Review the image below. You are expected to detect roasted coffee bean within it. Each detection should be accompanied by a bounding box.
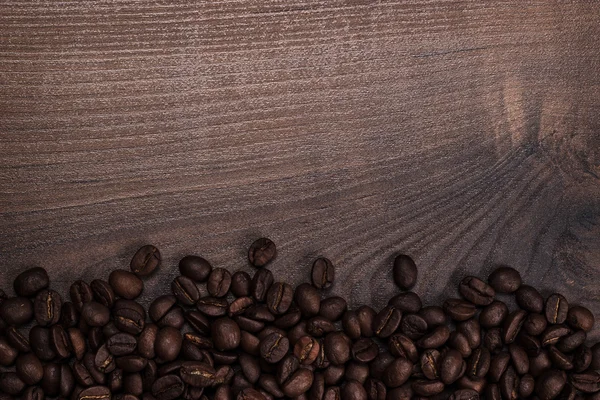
[529,350,552,377]
[392,254,417,290]
[570,371,600,393]
[364,377,386,399]
[418,325,450,349]
[208,268,232,298]
[77,385,111,400]
[548,345,573,370]
[179,255,212,282]
[248,238,277,267]
[152,374,184,400]
[567,305,594,332]
[486,383,502,400]
[131,244,161,277]
[260,332,289,363]
[107,332,137,356]
[524,312,548,336]
[294,335,320,364]
[238,387,267,400]
[516,285,544,313]
[388,333,418,362]
[450,331,473,358]
[557,330,586,353]
[109,269,144,300]
[517,332,541,357]
[545,293,569,324]
[483,328,503,355]
[324,332,352,366]
[480,300,508,328]
[311,257,335,289]
[6,326,30,353]
[400,313,427,340]
[22,386,44,400]
[245,304,275,323]
[114,302,145,334]
[60,301,79,327]
[508,343,529,375]
[281,367,314,397]
[95,344,116,373]
[373,306,402,338]
[535,369,566,400]
[123,372,143,396]
[350,338,378,363]
[295,283,321,317]
[88,327,104,352]
[457,318,481,349]
[345,361,369,384]
[459,276,495,306]
[441,349,464,384]
[342,379,367,400]
[90,279,116,308]
[503,309,527,344]
[116,355,148,372]
[16,352,44,384]
[70,280,94,311]
[0,336,18,366]
[259,374,285,397]
[419,305,446,327]
[14,267,49,297]
[171,276,200,306]
[81,301,110,327]
[324,364,345,385]
[411,379,445,396]
[228,296,254,317]
[319,296,347,321]
[196,296,228,318]
[33,289,62,326]
[389,291,422,314]
[519,374,535,397]
[342,310,361,340]
[239,353,260,383]
[0,371,26,395]
[30,325,56,361]
[449,389,479,400]
[68,327,86,360]
[443,298,477,321]
[467,347,491,378]
[251,269,274,303]
[499,366,519,400]
[573,345,593,373]
[0,296,33,326]
[50,324,72,359]
[356,305,376,338]
[488,266,521,293]
[421,349,441,380]
[266,282,293,315]
[155,327,182,362]
[541,324,571,347]
[212,317,241,351]
[489,352,511,383]
[185,310,211,336]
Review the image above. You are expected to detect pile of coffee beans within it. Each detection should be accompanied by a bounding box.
[1,238,599,400]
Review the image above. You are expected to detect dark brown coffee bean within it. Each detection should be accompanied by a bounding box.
[508,343,529,375]
[95,344,116,373]
[411,379,445,396]
[77,385,111,400]
[418,325,450,349]
[295,283,321,317]
[450,331,473,358]
[529,350,552,377]
[90,279,116,308]
[184,310,209,336]
[248,238,277,267]
[467,347,491,378]
[238,353,260,384]
[364,377,386,400]
[245,304,275,323]
[14,267,49,297]
[30,325,56,361]
[570,371,600,393]
[400,313,427,340]
[249,268,273,303]
[152,375,184,400]
[545,293,569,324]
[389,292,423,314]
[131,244,161,276]
[342,310,361,340]
[230,271,252,298]
[351,338,378,363]
[341,379,367,400]
[33,289,62,326]
[499,366,519,400]
[212,317,241,351]
[194,296,226,318]
[421,349,441,380]
[483,328,503,355]
[294,336,320,364]
[516,285,544,313]
[480,300,508,328]
[319,296,347,321]
[5,327,29,355]
[459,276,495,306]
[381,356,412,388]
[179,255,212,282]
[369,352,395,380]
[458,318,481,348]
[443,298,476,321]
[486,383,501,400]
[228,296,254,317]
[171,276,200,306]
[311,257,335,289]
[50,324,72,359]
[489,352,510,382]
[419,305,446,327]
[548,345,573,370]
[392,254,417,290]
[0,296,33,326]
[388,333,418,362]
[68,327,86,360]
[238,387,267,400]
[557,330,586,353]
[345,362,369,384]
[356,305,376,338]
[260,332,289,363]
[60,301,79,327]
[266,282,293,315]
[16,352,43,385]
[208,268,232,298]
[0,337,18,366]
[535,369,566,400]
[281,368,313,397]
[116,355,148,372]
[567,305,594,332]
[259,374,285,398]
[503,309,527,344]
[372,306,402,338]
[441,349,464,384]
[488,266,521,293]
[324,332,352,366]
[105,332,137,356]
[113,301,145,334]
[22,386,44,400]
[88,327,104,352]
[155,327,182,362]
[519,374,535,397]
[235,315,264,333]
[81,301,110,327]
[517,332,541,357]
[123,372,143,396]
[70,280,94,311]
[109,269,144,300]
[541,324,571,347]
[524,312,548,336]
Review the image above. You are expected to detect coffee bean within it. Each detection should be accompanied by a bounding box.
[373,306,402,338]
[388,333,418,362]
[212,317,241,351]
[208,268,232,298]
[105,332,137,356]
[245,304,275,322]
[544,293,569,324]
[152,375,184,400]
[81,301,110,327]
[251,268,274,303]
[356,305,376,338]
[441,349,464,385]
[325,364,345,386]
[70,280,94,311]
[282,368,314,397]
[548,345,573,370]
[457,318,481,349]
[113,301,145,334]
[488,266,521,293]
[238,387,267,400]
[393,254,417,290]
[77,385,111,400]
[421,349,441,380]
[13,267,49,297]
[50,324,72,359]
[399,313,427,340]
[411,379,445,396]
[567,305,595,332]
[131,244,161,276]
[342,310,361,340]
[16,352,44,385]
[557,330,586,353]
[418,325,450,349]
[450,331,473,358]
[517,332,541,357]
[22,386,44,400]
[369,351,395,380]
[570,371,600,393]
[248,238,276,267]
[295,283,321,317]
[467,347,491,378]
[516,285,544,313]
[508,343,529,375]
[519,374,535,397]
[30,325,56,361]
[459,276,495,306]
[311,257,335,289]
[266,282,293,315]
[324,332,352,366]
[342,379,367,400]
[260,332,289,363]
[155,327,182,362]
[351,338,378,363]
[485,383,502,400]
[345,361,369,384]
[443,298,476,321]
[0,337,18,366]
[109,269,144,300]
[116,355,148,373]
[499,366,519,400]
[524,312,547,336]
[480,300,508,328]
[541,324,571,347]
[0,296,33,326]
[319,296,347,321]
[419,305,446,326]
[535,369,566,400]
[294,335,320,364]
[170,276,199,306]
[179,255,212,282]
[95,344,116,373]
[529,350,552,377]
[503,309,527,344]
[32,289,62,326]
[364,377,386,400]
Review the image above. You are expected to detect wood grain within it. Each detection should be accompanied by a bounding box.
[1,1,599,338]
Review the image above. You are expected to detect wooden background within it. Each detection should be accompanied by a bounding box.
[1,1,599,337]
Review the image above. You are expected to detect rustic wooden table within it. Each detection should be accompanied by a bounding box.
[1,1,599,337]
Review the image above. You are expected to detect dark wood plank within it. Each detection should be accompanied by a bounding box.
[1,1,599,338]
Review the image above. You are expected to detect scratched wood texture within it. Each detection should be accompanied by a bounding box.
[1,1,599,337]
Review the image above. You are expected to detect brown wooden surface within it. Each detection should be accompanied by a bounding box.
[1,1,599,337]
